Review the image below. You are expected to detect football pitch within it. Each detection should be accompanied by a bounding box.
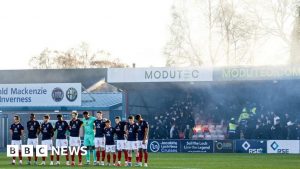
[0,153,299,169]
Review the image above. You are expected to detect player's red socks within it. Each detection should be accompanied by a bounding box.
[50,155,54,161]
[13,157,16,160]
[124,150,128,162]
[42,157,46,161]
[19,150,22,160]
[101,150,105,161]
[107,154,111,163]
[56,155,60,161]
[28,157,31,161]
[128,156,132,162]
[78,150,82,163]
[66,151,69,161]
[144,151,148,163]
[136,156,139,163]
[113,154,116,163]
[34,154,38,161]
[139,151,143,163]
[117,151,122,161]
[96,150,100,161]
[71,153,75,162]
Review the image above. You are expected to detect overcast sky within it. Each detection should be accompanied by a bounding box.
[0,0,173,69]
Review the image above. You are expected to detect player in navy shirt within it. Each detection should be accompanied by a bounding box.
[135,114,149,167]
[26,114,40,165]
[114,116,128,166]
[40,115,54,165]
[10,115,24,165]
[126,116,139,166]
[94,111,106,166]
[104,120,116,166]
[69,111,83,166]
[53,114,70,165]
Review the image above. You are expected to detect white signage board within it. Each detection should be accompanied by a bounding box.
[0,83,81,107]
[107,67,213,83]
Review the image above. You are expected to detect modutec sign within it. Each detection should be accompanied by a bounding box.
[0,83,81,106]
[107,68,213,83]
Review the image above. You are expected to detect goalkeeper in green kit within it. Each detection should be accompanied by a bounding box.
[82,111,97,165]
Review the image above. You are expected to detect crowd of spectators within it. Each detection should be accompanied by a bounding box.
[148,92,300,140]
[149,96,195,139]
[231,108,300,140]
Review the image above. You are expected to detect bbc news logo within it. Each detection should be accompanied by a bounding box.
[7,145,87,157]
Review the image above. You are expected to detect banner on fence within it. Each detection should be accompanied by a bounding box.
[214,140,234,153]
[235,140,267,154]
[267,140,300,154]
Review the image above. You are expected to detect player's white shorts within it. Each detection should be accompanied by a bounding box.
[126,141,138,150]
[41,139,53,150]
[69,137,81,147]
[11,140,22,149]
[27,138,38,148]
[137,140,148,149]
[94,137,105,148]
[56,139,68,148]
[105,145,116,153]
[116,140,127,150]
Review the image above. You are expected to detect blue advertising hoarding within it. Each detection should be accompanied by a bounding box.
[214,140,234,153]
[235,140,267,154]
[148,140,180,153]
[180,140,213,153]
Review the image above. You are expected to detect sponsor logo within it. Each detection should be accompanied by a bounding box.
[242,141,250,151]
[66,87,78,102]
[149,141,160,152]
[271,141,279,151]
[51,88,64,102]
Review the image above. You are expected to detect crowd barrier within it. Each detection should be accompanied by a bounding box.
[147,139,300,154]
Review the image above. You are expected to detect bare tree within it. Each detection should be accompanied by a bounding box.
[29,42,128,69]
[29,48,53,69]
[165,0,262,66]
[164,2,203,67]
[290,5,300,64]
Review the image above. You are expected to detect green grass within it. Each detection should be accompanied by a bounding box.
[1,153,300,169]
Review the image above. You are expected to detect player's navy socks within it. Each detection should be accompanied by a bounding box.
[92,150,96,162]
[113,154,116,163]
[144,151,148,163]
[101,150,105,161]
[86,150,90,161]
[107,154,111,163]
[96,150,100,161]
[117,151,122,161]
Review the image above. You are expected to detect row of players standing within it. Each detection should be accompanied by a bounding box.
[10,111,149,167]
